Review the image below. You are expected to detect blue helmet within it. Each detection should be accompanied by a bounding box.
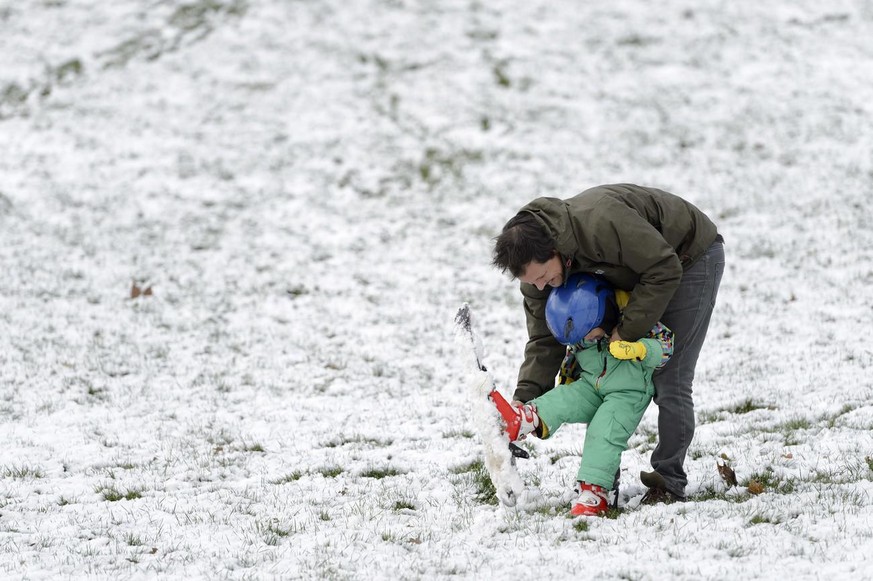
[545,273,614,345]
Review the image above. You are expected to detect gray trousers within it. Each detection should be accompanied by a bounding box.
[651,239,725,496]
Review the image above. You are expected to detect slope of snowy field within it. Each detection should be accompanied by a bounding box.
[2,0,873,578]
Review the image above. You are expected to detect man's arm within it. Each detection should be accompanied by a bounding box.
[590,198,683,340]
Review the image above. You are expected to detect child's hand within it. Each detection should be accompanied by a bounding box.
[609,340,647,360]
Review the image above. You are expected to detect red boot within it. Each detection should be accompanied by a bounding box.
[570,482,609,516]
[489,389,540,441]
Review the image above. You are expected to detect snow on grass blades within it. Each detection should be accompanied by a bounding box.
[453,303,525,507]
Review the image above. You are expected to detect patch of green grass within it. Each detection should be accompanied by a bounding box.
[688,447,717,461]
[52,58,83,84]
[824,404,857,428]
[417,146,483,188]
[442,429,475,439]
[2,465,46,479]
[96,484,144,502]
[776,417,814,446]
[492,62,512,87]
[728,398,774,414]
[549,447,583,465]
[124,533,144,546]
[323,434,393,448]
[743,467,795,495]
[689,486,742,503]
[449,460,479,475]
[699,399,777,424]
[697,410,720,424]
[393,499,416,511]
[257,521,292,546]
[360,467,403,479]
[471,464,498,505]
[167,0,248,37]
[628,428,658,452]
[778,417,813,431]
[449,460,498,505]
[531,504,554,517]
[749,514,782,525]
[86,385,109,402]
[699,399,776,424]
[270,471,304,484]
[808,468,841,485]
[318,466,343,478]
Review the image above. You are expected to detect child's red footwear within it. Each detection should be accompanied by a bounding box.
[570,482,609,516]
[489,389,540,441]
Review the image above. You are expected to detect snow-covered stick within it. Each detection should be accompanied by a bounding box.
[453,304,525,507]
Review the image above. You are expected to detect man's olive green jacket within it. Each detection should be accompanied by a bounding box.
[513,183,719,403]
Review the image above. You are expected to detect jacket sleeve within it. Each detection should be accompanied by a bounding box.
[513,282,565,402]
[591,199,683,340]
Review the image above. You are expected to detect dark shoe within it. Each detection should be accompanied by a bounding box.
[639,471,686,504]
[640,470,666,489]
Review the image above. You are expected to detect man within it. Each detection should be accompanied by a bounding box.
[492,183,725,503]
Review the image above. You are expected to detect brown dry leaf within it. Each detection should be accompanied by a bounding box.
[717,459,738,487]
[747,480,765,495]
[131,281,153,299]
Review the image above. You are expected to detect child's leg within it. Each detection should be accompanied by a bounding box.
[531,380,601,438]
[577,390,652,488]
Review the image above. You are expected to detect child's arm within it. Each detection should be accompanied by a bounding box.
[608,322,674,369]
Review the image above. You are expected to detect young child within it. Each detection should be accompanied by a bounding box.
[496,273,673,516]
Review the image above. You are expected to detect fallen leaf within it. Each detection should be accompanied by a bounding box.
[717,459,738,487]
[131,280,153,299]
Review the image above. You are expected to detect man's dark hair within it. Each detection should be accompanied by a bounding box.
[491,212,556,278]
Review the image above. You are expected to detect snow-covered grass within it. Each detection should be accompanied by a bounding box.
[2,0,873,578]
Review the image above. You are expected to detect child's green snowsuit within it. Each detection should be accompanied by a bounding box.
[531,324,673,489]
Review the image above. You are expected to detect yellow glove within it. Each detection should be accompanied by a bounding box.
[609,340,647,360]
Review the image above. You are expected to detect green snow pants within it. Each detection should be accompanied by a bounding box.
[532,380,652,490]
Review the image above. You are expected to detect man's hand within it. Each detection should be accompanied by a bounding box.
[609,340,647,360]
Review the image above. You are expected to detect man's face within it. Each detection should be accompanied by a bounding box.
[519,254,564,291]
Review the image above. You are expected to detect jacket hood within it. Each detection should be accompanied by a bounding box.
[519,197,577,261]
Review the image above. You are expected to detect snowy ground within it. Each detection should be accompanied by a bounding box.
[2,0,873,579]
